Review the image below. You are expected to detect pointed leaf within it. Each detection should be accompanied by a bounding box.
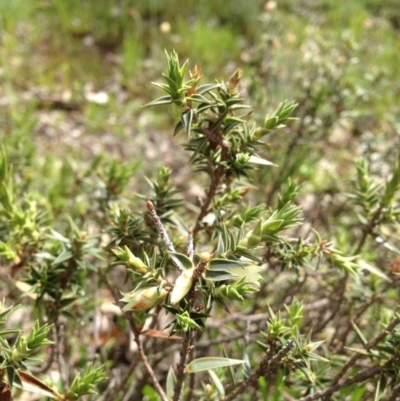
[145,95,173,107]
[166,367,176,399]
[17,370,62,399]
[185,357,246,373]
[196,83,221,94]
[174,120,184,136]
[208,370,225,397]
[52,249,73,265]
[205,270,238,281]
[169,252,194,270]
[186,93,209,103]
[49,230,70,243]
[358,260,391,282]
[209,259,250,271]
[248,155,276,166]
[181,109,193,136]
[351,321,368,346]
[229,265,263,285]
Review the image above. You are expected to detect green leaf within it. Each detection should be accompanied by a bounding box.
[49,230,70,243]
[59,297,77,308]
[374,371,386,401]
[248,155,275,166]
[228,265,263,285]
[208,369,225,397]
[351,321,368,346]
[261,219,284,235]
[186,93,209,103]
[169,252,194,270]
[145,95,173,107]
[205,270,238,281]
[174,120,183,136]
[166,367,176,399]
[358,260,391,282]
[52,249,73,265]
[181,109,193,136]
[196,83,221,94]
[185,357,246,373]
[7,366,16,388]
[208,259,251,271]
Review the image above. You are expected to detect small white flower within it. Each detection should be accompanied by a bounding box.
[121,286,168,311]
[170,268,195,304]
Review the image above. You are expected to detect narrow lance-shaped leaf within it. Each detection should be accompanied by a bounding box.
[166,367,176,399]
[208,259,251,271]
[185,357,246,373]
[181,109,193,137]
[208,370,225,398]
[205,270,238,281]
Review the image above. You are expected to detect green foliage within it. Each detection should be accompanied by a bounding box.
[1,3,400,401]
[65,365,107,400]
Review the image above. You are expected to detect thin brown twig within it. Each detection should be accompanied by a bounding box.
[314,272,348,334]
[98,269,169,401]
[173,336,193,401]
[384,383,400,401]
[30,341,55,375]
[329,316,400,387]
[101,356,140,401]
[224,340,295,401]
[354,204,383,255]
[54,321,68,389]
[298,364,384,401]
[193,129,230,236]
[330,293,381,350]
[186,345,196,401]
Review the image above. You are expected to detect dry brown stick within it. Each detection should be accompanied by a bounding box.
[298,364,383,401]
[173,337,192,401]
[186,345,196,401]
[329,316,400,388]
[314,272,348,334]
[101,356,140,401]
[54,321,68,389]
[385,383,400,401]
[330,293,381,350]
[354,204,383,255]
[224,340,294,401]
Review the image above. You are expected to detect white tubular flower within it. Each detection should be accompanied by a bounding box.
[121,286,168,311]
[170,268,195,304]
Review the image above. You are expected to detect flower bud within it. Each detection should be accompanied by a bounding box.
[170,268,195,304]
[252,127,270,141]
[228,69,242,94]
[198,252,213,264]
[121,286,168,311]
[127,255,149,275]
[235,153,250,168]
[239,231,261,248]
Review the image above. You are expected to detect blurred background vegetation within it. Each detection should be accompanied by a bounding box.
[1,1,400,399]
[1,0,399,207]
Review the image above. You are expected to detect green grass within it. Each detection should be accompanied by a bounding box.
[1,0,398,224]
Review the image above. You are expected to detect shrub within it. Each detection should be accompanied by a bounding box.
[1,50,400,401]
